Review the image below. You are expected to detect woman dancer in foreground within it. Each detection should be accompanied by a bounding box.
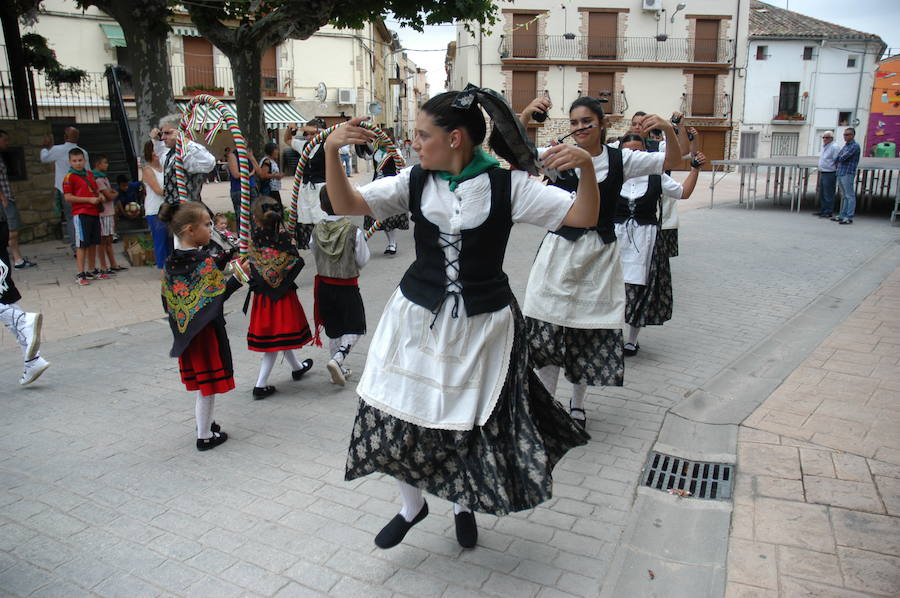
[324,87,597,549]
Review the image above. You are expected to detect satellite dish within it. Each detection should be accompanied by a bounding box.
[369,101,383,116]
[315,82,327,103]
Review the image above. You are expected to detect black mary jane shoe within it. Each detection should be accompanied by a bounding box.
[210,421,220,434]
[252,385,277,400]
[374,500,429,549]
[384,245,397,256]
[291,359,314,380]
[196,431,228,451]
[454,511,478,548]
[623,342,639,357]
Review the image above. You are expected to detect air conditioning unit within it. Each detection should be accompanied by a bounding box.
[642,0,662,10]
[338,88,356,105]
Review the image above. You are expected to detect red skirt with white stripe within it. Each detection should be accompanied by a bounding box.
[179,324,235,396]
[247,292,313,352]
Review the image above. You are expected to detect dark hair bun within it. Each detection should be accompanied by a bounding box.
[157,201,180,224]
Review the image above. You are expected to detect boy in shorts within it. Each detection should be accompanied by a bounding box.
[92,155,127,274]
[62,148,105,285]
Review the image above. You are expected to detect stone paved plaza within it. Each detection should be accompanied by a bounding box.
[1,179,898,597]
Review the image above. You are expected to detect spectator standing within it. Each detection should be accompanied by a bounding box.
[227,146,259,217]
[338,143,353,176]
[40,126,88,254]
[284,119,327,249]
[91,155,127,274]
[834,128,861,225]
[0,130,36,268]
[257,142,283,201]
[814,131,839,218]
[151,114,216,206]
[141,140,169,269]
[62,148,106,285]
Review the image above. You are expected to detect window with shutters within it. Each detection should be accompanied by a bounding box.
[587,12,618,60]
[512,14,539,58]
[510,71,537,113]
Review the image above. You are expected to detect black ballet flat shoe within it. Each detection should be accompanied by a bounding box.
[569,405,587,430]
[623,342,639,357]
[196,432,228,451]
[252,385,277,400]
[210,421,220,434]
[374,500,428,549]
[454,511,478,548]
[291,359,314,380]
[384,245,397,256]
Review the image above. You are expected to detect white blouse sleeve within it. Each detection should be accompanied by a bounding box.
[357,165,412,220]
[183,141,216,174]
[622,148,665,179]
[661,173,684,199]
[354,228,370,268]
[509,171,574,231]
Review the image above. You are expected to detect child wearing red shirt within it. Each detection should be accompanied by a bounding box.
[62,148,105,285]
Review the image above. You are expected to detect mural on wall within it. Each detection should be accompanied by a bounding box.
[866,55,900,155]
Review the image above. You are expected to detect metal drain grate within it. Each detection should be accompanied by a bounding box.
[642,452,733,500]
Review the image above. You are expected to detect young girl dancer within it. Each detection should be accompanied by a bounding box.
[520,96,683,428]
[325,87,597,550]
[363,139,409,255]
[615,134,706,355]
[245,196,314,399]
[160,201,246,451]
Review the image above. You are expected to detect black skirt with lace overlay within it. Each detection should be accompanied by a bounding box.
[658,228,679,258]
[526,319,624,387]
[625,232,673,328]
[344,301,590,515]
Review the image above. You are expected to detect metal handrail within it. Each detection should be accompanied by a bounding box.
[500,35,734,63]
[106,66,139,181]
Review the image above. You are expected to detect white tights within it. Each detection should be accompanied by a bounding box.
[256,350,304,387]
[195,392,215,439]
[625,324,641,346]
[0,303,32,358]
[384,229,397,248]
[538,365,586,411]
[396,480,469,521]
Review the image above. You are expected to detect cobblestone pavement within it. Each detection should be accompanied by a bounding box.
[726,265,900,598]
[1,178,898,597]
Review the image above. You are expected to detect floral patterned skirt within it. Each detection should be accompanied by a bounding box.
[658,228,679,258]
[344,302,590,515]
[526,318,624,387]
[364,213,409,233]
[625,233,673,328]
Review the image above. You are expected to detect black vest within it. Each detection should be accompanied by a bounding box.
[549,145,624,244]
[614,175,662,226]
[398,165,513,317]
[302,145,326,184]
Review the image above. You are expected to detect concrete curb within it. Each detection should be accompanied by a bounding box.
[601,239,900,598]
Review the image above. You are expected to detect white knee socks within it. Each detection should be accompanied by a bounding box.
[453,503,471,515]
[626,324,640,346]
[571,383,587,412]
[331,334,358,366]
[284,350,302,370]
[195,392,215,439]
[385,229,397,249]
[256,352,277,387]
[398,480,424,522]
[537,365,560,395]
[0,303,32,358]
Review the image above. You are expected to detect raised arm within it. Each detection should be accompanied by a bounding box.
[519,96,552,128]
[679,152,706,198]
[670,113,691,158]
[638,115,682,170]
[540,144,599,228]
[323,117,375,216]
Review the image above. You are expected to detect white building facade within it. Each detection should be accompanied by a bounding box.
[448,0,750,167]
[740,1,885,158]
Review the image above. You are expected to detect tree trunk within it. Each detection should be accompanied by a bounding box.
[120,20,176,143]
[1,2,32,119]
[225,48,266,154]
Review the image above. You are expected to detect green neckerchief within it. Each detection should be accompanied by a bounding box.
[91,169,108,179]
[437,148,500,191]
[67,167,89,177]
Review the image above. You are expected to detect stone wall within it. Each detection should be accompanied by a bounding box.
[0,119,57,243]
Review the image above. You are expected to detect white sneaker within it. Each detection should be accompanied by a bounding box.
[327,359,346,386]
[20,356,50,386]
[21,312,43,361]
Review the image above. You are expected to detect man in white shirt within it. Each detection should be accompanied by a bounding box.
[151,114,216,205]
[813,131,839,218]
[40,127,89,252]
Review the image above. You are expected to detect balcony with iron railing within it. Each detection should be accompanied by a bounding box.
[771,94,809,123]
[0,70,132,122]
[682,93,730,119]
[500,35,734,64]
[171,66,293,98]
[505,89,624,120]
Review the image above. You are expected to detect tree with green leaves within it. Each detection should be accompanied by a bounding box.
[187,0,499,152]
